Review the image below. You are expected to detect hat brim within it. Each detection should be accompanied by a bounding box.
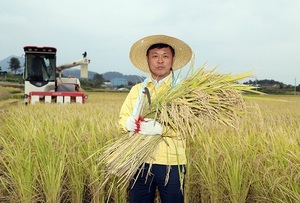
[129,35,193,73]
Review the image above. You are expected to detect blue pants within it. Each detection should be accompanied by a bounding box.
[129,164,185,203]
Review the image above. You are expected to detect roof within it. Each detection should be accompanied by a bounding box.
[23,46,57,54]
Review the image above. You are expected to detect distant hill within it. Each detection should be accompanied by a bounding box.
[102,71,145,83]
[1,56,144,83]
[62,69,98,80]
[63,70,145,83]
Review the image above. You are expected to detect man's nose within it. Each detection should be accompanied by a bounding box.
[158,55,163,62]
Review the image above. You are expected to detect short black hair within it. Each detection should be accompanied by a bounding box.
[146,43,175,56]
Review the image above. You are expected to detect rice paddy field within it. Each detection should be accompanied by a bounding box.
[0,91,299,203]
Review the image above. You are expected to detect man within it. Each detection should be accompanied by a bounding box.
[30,55,54,81]
[30,56,46,80]
[118,35,192,203]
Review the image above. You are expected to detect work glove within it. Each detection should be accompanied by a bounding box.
[139,118,163,135]
[125,116,138,132]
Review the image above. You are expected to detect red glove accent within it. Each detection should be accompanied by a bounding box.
[134,116,145,132]
[135,119,140,133]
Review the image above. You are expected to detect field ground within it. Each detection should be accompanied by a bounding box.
[0,92,299,202]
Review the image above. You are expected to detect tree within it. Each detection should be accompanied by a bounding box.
[92,73,105,87]
[8,57,21,74]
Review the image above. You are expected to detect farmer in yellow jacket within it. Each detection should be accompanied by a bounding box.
[119,34,192,203]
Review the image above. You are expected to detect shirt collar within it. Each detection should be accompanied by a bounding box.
[149,74,171,87]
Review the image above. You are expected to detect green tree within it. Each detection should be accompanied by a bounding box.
[8,57,21,74]
[92,73,105,87]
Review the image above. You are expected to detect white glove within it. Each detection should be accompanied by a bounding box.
[139,118,163,135]
[125,116,138,132]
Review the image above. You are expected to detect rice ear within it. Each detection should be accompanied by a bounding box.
[143,65,260,137]
[96,64,262,189]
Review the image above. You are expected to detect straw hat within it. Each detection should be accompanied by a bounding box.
[129,34,193,73]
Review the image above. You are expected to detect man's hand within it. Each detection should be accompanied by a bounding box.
[139,118,163,135]
[126,116,162,135]
[125,116,138,132]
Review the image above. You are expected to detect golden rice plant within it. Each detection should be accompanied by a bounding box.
[1,86,22,94]
[0,87,10,100]
[0,92,299,202]
[144,66,258,139]
[0,92,128,202]
[184,97,300,202]
[97,65,261,190]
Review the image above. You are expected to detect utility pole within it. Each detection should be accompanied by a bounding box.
[253,76,258,91]
[294,78,297,95]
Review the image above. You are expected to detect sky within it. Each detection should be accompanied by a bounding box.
[1,0,300,85]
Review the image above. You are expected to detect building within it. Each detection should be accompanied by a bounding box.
[0,71,7,77]
[101,81,113,89]
[110,77,128,87]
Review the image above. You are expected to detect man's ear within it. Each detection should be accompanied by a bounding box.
[146,55,149,64]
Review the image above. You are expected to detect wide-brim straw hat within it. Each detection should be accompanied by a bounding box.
[129,34,193,73]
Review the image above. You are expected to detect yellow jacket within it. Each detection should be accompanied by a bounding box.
[118,74,186,165]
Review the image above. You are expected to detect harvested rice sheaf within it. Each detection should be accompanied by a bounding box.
[98,66,260,189]
[142,66,257,140]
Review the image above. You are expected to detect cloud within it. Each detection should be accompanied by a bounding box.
[1,0,300,84]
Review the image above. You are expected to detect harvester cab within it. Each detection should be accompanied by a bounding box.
[23,46,90,105]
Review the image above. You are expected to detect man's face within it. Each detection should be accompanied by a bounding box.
[147,47,174,81]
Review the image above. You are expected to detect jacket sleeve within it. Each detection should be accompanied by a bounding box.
[118,84,140,134]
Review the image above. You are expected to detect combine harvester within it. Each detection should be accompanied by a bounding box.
[23,46,90,104]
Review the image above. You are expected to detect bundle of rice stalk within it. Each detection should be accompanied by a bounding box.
[97,65,259,189]
[143,66,258,140]
[97,134,163,189]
